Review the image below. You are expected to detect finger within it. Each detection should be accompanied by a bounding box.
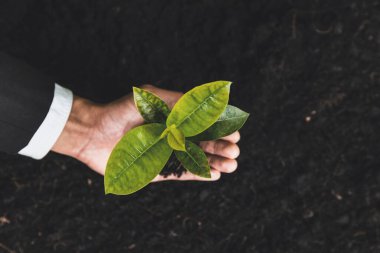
[199,140,240,159]
[207,154,238,173]
[220,131,240,143]
[152,169,221,182]
[140,84,183,108]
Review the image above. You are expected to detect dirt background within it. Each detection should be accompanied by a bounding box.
[0,0,379,252]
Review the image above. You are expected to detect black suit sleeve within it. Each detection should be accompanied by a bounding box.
[0,52,54,154]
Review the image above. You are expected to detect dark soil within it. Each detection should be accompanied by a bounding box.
[1,0,380,252]
[160,154,185,178]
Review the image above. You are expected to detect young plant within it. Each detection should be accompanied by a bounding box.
[104,81,249,195]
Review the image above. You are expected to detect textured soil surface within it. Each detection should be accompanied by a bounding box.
[1,1,380,252]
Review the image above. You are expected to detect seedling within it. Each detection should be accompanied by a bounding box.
[104,81,249,195]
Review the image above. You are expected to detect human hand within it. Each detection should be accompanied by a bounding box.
[52,85,240,182]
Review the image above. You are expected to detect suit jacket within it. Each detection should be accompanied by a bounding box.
[0,52,54,154]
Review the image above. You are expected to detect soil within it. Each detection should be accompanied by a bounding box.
[1,0,380,252]
[161,154,185,178]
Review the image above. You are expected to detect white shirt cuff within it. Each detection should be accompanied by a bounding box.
[18,84,73,159]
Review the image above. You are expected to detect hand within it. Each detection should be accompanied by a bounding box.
[52,85,240,182]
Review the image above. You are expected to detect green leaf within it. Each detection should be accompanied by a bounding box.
[166,125,186,151]
[166,81,231,137]
[133,87,171,123]
[190,105,249,141]
[105,123,173,195]
[175,141,211,178]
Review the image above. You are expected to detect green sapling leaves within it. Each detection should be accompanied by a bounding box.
[105,123,172,195]
[105,81,249,195]
[166,125,186,151]
[166,81,231,137]
[133,87,171,123]
[175,140,211,178]
[190,105,249,141]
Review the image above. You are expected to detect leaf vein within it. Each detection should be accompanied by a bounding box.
[176,85,227,128]
[110,137,162,186]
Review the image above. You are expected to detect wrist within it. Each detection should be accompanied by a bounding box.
[52,95,99,159]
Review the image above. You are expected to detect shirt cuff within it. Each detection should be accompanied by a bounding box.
[18,84,73,159]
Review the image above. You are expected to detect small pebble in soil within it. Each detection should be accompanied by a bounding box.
[0,216,10,225]
[303,209,314,219]
[331,190,343,200]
